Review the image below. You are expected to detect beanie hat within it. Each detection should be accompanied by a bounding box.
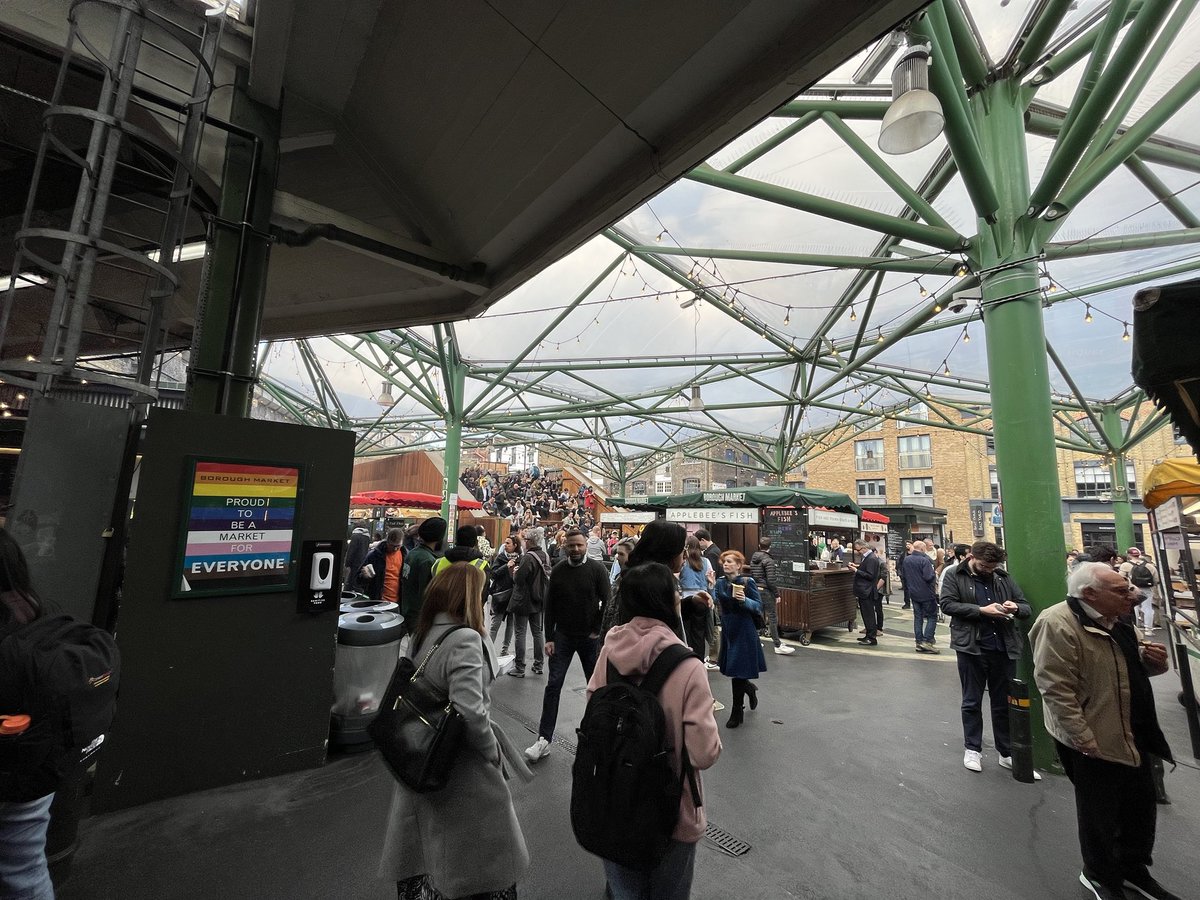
[418,517,447,543]
[455,525,478,547]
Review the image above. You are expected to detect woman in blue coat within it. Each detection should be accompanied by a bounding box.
[714,549,766,728]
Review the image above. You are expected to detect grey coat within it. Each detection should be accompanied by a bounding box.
[378,614,532,894]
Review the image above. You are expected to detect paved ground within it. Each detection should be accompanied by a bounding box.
[59,607,1199,900]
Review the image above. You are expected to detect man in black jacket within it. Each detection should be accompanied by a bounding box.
[939,541,1034,775]
[849,540,884,645]
[750,538,793,655]
[525,529,610,763]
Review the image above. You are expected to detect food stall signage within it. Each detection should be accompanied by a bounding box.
[703,492,746,502]
[667,507,759,523]
[174,459,302,597]
[861,521,888,534]
[601,511,658,524]
[1154,497,1182,531]
[807,509,859,530]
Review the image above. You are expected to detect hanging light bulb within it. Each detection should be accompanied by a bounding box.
[962,329,970,343]
[918,280,928,297]
[656,230,666,243]
[876,328,885,344]
[849,304,857,322]
[783,307,791,326]
[943,363,951,376]
[1084,305,1093,324]
[1122,323,1130,341]
[955,262,969,278]
[933,300,942,313]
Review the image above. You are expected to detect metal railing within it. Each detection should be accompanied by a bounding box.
[855,456,884,471]
[898,451,932,469]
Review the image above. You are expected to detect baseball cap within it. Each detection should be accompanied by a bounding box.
[1127,547,1141,557]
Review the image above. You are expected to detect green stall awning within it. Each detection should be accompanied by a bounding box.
[632,486,861,516]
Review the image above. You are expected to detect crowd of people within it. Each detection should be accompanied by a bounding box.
[459,466,602,533]
[3,497,1183,900]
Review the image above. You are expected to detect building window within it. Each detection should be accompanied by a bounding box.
[741,452,750,465]
[900,477,935,506]
[1080,522,1145,554]
[989,465,1000,501]
[897,434,932,469]
[855,439,884,472]
[985,436,995,455]
[897,402,927,428]
[1073,461,1137,498]
[654,479,672,494]
[725,448,735,461]
[856,479,887,506]
[682,477,700,493]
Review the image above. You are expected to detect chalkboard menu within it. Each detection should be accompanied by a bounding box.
[761,507,810,590]
[886,530,905,560]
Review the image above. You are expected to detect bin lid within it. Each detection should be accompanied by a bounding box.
[337,610,405,647]
[339,599,399,615]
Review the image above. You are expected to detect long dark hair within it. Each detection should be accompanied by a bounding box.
[0,529,41,629]
[626,520,686,569]
[684,534,705,572]
[618,562,682,637]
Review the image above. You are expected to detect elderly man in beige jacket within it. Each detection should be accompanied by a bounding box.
[1030,562,1176,900]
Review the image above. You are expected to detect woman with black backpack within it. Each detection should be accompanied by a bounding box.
[714,549,767,728]
[582,562,721,900]
[0,530,58,900]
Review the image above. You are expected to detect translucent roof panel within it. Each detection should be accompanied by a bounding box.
[262,0,1200,469]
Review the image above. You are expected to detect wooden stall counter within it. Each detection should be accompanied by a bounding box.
[775,567,857,645]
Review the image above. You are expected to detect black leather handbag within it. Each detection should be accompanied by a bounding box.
[369,624,474,793]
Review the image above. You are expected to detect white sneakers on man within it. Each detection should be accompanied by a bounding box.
[998,755,1043,780]
[963,749,983,772]
[773,644,796,655]
[524,737,551,763]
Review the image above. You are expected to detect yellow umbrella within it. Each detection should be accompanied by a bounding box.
[1142,459,1200,510]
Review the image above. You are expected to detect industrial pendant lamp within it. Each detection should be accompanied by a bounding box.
[378,380,395,407]
[688,385,705,412]
[879,46,944,155]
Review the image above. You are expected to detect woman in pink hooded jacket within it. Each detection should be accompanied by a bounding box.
[587,562,722,900]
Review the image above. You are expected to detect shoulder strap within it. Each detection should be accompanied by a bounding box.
[412,623,472,678]
[640,643,698,696]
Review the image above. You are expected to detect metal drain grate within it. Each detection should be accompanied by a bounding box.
[704,823,751,857]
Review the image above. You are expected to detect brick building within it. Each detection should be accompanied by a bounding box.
[796,401,1192,553]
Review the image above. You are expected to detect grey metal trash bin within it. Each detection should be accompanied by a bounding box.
[339,598,399,615]
[331,610,404,749]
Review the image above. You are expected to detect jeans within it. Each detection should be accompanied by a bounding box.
[0,793,55,900]
[912,598,937,645]
[537,631,599,741]
[760,588,782,645]
[1137,591,1155,630]
[489,603,514,652]
[512,612,544,673]
[603,839,697,900]
[956,650,1015,755]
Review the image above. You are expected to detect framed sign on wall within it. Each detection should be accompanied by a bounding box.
[173,458,304,597]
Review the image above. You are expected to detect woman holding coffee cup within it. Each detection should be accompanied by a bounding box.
[713,550,766,728]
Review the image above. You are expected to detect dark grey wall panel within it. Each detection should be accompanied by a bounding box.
[94,409,354,812]
[8,397,132,623]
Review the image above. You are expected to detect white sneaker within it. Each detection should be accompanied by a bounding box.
[963,749,982,772]
[524,737,551,763]
[997,755,1043,780]
[773,644,796,655]
[704,660,719,670]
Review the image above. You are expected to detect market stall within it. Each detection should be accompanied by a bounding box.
[348,490,483,537]
[1143,460,1200,757]
[634,486,863,645]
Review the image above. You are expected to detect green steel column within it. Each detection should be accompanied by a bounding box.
[974,80,1067,771]
[188,70,280,416]
[441,362,466,522]
[1101,405,1136,551]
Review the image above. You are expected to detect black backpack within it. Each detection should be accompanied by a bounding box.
[0,615,120,802]
[528,555,549,608]
[570,643,700,871]
[1130,562,1154,589]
